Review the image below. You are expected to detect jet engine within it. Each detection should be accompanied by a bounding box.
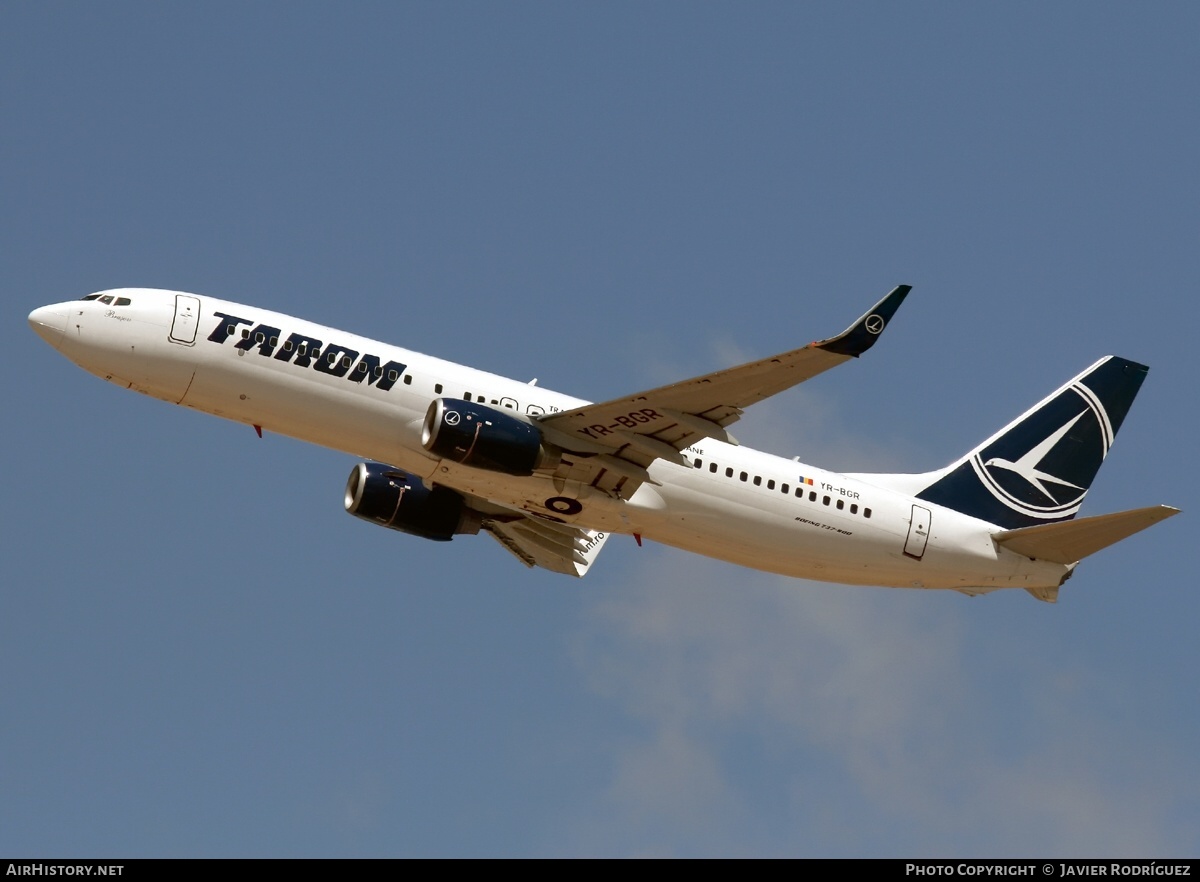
[421,398,559,476]
[344,462,481,541]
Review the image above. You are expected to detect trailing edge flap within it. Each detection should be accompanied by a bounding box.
[537,285,910,498]
[993,505,1179,565]
[482,514,611,577]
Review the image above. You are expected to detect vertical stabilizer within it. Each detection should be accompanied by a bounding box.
[915,356,1148,529]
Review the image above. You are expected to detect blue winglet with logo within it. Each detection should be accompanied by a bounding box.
[816,284,911,357]
[915,356,1149,529]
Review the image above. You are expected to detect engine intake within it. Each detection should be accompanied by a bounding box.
[344,462,481,541]
[421,398,558,476]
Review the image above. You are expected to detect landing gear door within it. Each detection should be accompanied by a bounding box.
[169,295,200,345]
[904,504,931,560]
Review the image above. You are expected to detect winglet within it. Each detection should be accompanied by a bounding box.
[816,285,911,357]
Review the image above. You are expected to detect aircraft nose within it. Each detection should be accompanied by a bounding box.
[28,303,69,349]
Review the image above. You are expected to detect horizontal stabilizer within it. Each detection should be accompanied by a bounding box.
[993,505,1179,565]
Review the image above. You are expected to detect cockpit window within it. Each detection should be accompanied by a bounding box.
[81,294,102,301]
[115,297,131,306]
[98,295,114,304]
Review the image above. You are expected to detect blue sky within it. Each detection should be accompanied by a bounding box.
[4,2,1197,857]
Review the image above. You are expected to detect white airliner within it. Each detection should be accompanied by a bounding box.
[28,286,1178,602]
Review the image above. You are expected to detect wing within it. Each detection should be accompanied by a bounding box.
[480,510,611,577]
[536,285,910,498]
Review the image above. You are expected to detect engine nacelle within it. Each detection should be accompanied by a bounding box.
[344,462,482,541]
[421,398,558,476]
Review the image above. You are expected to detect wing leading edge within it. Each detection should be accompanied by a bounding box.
[537,285,911,498]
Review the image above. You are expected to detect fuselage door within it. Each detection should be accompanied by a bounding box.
[169,294,200,345]
[904,504,931,560]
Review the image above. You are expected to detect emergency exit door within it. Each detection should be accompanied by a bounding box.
[904,505,931,560]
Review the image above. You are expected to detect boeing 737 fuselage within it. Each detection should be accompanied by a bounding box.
[28,286,1178,602]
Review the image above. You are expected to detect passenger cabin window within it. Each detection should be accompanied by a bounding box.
[435,384,443,394]
[709,463,718,473]
[403,374,412,384]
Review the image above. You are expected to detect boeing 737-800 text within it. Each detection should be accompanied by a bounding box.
[28,286,1178,602]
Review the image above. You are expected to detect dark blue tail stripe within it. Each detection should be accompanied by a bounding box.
[917,357,1148,529]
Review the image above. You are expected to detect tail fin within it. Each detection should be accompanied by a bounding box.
[909,356,1148,528]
